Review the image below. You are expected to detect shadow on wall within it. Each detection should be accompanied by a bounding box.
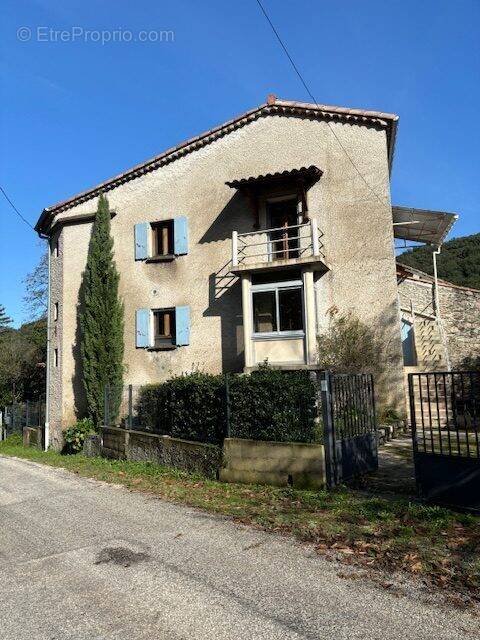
[199,190,252,373]
[71,273,88,421]
[203,264,244,373]
[199,190,256,244]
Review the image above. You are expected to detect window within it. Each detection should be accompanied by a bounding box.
[134,217,188,261]
[153,309,175,348]
[151,221,174,257]
[53,302,59,321]
[252,281,304,336]
[267,199,300,260]
[53,348,59,367]
[253,291,277,333]
[401,319,417,366]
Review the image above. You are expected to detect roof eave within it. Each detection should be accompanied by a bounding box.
[36,99,399,235]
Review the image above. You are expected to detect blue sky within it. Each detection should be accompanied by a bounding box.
[1,0,479,326]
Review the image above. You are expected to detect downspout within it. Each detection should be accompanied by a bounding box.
[40,233,51,450]
[432,246,451,371]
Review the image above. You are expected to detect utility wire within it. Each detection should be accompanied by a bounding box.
[254,0,389,206]
[0,185,35,230]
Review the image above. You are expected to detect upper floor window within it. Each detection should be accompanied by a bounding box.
[151,221,174,257]
[134,217,188,261]
[53,302,59,321]
[267,198,300,261]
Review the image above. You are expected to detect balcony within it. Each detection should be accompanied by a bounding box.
[231,219,329,274]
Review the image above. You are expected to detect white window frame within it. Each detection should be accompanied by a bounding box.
[251,279,305,340]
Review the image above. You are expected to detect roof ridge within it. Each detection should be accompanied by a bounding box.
[36,98,398,233]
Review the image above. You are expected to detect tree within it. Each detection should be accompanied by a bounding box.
[399,233,480,289]
[0,305,12,332]
[79,194,124,426]
[23,249,48,319]
[0,319,46,405]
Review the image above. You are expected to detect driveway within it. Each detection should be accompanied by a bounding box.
[0,456,477,639]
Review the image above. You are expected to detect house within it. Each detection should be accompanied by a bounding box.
[397,261,480,372]
[35,95,459,449]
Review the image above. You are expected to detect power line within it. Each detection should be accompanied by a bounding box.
[254,0,389,206]
[0,185,35,231]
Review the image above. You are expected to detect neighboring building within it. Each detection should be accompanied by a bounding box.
[35,96,459,449]
[397,262,480,371]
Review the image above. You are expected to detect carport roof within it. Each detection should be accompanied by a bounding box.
[392,206,458,247]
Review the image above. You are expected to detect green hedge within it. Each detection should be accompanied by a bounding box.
[229,368,317,442]
[135,368,317,445]
[136,373,225,444]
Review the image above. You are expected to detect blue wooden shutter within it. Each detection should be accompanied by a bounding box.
[136,309,151,348]
[175,306,190,346]
[173,216,188,256]
[134,223,149,260]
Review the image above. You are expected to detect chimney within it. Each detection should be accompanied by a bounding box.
[266,94,277,105]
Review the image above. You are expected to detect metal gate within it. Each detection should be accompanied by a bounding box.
[409,371,480,513]
[320,371,378,487]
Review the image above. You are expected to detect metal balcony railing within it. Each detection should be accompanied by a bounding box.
[231,219,324,268]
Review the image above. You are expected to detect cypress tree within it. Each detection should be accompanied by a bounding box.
[80,194,124,426]
[0,305,12,332]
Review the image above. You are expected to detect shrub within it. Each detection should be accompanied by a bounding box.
[229,367,317,443]
[63,418,96,453]
[317,308,385,375]
[135,367,318,445]
[378,406,402,425]
[136,373,225,444]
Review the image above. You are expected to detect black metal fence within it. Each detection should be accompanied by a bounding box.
[409,371,480,458]
[103,377,317,445]
[409,371,480,512]
[104,371,377,488]
[2,399,46,438]
[320,371,378,487]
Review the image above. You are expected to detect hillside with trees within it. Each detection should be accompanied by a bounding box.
[399,233,480,289]
[0,250,48,406]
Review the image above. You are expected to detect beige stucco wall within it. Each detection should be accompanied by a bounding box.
[48,112,405,441]
[253,337,305,364]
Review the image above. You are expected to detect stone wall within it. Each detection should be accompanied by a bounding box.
[101,427,222,479]
[398,275,480,368]
[22,426,44,449]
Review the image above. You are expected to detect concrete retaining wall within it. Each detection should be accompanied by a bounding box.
[101,427,222,479]
[23,426,44,449]
[220,438,326,489]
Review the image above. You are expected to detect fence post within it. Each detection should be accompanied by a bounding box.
[25,400,30,428]
[128,384,133,430]
[224,375,231,438]
[104,384,110,427]
[320,370,337,489]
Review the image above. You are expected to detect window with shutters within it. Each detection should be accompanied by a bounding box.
[151,221,174,257]
[153,308,175,348]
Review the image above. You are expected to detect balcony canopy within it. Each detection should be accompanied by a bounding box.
[392,206,457,248]
[226,166,322,191]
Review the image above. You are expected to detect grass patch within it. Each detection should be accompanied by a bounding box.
[1,433,479,601]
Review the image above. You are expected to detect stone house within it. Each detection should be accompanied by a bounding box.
[397,262,480,372]
[35,96,464,449]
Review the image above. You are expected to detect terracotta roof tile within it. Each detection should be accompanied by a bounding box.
[36,98,399,234]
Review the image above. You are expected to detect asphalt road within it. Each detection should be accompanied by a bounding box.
[0,456,477,640]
